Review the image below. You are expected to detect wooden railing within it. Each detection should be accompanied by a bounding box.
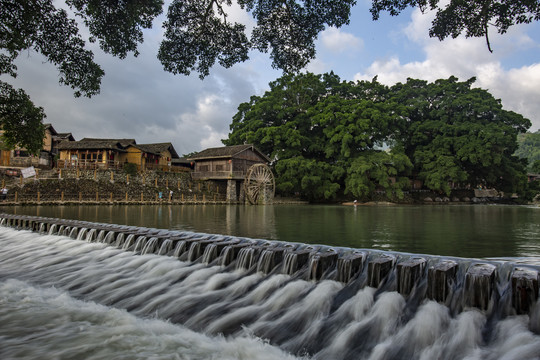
[57,160,189,173]
[57,159,123,170]
[191,170,246,180]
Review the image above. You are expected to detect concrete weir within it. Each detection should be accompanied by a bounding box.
[1,213,539,318]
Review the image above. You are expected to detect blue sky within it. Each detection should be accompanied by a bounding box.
[3,1,540,156]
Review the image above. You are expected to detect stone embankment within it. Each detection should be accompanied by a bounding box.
[0,168,229,205]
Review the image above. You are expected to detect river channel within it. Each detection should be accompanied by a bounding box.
[2,203,539,260]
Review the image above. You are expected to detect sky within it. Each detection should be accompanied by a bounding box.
[3,0,540,156]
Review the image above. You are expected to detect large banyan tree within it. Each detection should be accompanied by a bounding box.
[224,73,531,201]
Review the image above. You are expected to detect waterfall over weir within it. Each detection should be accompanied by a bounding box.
[1,214,540,359]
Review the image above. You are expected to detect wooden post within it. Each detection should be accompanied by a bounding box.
[109,192,113,202]
[1,179,4,188]
[181,193,184,202]
[37,192,40,202]
[214,194,216,202]
[126,174,130,184]
[194,194,197,202]
[94,169,97,181]
[15,191,18,202]
[125,192,128,202]
[166,179,169,188]
[155,193,158,201]
[203,194,206,202]
[110,172,114,182]
[177,179,180,189]
[155,178,158,187]
[35,169,39,179]
[79,192,82,202]
[61,192,64,202]
[77,167,80,178]
[141,192,144,202]
[20,175,23,185]
[198,182,201,191]
[59,169,62,179]
[142,176,145,185]
[95,191,99,202]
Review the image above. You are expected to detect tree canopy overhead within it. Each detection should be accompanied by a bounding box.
[1,0,539,152]
[224,73,531,201]
[371,0,540,52]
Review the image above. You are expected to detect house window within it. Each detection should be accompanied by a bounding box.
[14,150,29,157]
[215,165,224,171]
[199,165,209,172]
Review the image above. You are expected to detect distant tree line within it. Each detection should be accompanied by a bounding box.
[224,73,532,202]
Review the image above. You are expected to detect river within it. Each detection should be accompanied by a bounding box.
[2,203,540,259]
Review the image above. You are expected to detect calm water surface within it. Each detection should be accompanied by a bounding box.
[2,204,539,259]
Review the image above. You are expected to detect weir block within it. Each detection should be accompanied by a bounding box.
[512,267,540,315]
[427,260,458,303]
[367,255,395,288]
[283,249,311,275]
[464,263,497,310]
[309,252,339,280]
[397,257,426,296]
[336,251,366,283]
[257,248,285,274]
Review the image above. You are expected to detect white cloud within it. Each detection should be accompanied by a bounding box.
[321,27,363,53]
[354,8,540,131]
[306,58,328,74]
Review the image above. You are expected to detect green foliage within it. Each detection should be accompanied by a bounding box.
[345,150,412,200]
[225,73,530,201]
[390,76,530,195]
[370,0,540,52]
[1,0,105,98]
[123,162,138,177]
[531,160,540,174]
[0,82,45,154]
[515,131,540,172]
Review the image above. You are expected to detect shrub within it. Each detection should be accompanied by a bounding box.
[123,162,138,176]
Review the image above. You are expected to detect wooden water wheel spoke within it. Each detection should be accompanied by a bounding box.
[244,163,275,204]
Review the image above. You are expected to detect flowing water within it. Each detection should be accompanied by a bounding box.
[2,219,540,359]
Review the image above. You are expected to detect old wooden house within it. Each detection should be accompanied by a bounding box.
[188,144,274,204]
[57,138,136,169]
[57,138,181,171]
[0,123,60,168]
[124,143,181,171]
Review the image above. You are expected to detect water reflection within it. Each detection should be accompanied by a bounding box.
[2,204,539,259]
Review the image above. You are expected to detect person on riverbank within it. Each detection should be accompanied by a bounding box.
[169,190,173,201]
[1,187,8,201]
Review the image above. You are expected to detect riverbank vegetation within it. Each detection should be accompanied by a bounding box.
[224,73,532,202]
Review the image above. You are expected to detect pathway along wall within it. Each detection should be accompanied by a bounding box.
[1,213,539,324]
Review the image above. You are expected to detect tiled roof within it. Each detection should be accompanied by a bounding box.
[132,143,179,159]
[187,144,270,162]
[54,133,75,141]
[57,138,136,151]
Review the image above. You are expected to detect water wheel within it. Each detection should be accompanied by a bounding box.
[244,163,275,204]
